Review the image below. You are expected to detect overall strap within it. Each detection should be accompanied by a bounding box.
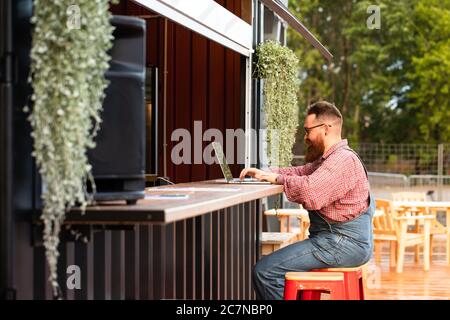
[344,147,368,178]
[344,147,371,207]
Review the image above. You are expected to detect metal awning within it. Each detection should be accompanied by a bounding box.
[133,0,253,57]
[260,0,333,61]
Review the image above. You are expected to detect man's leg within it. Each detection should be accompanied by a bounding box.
[252,239,331,300]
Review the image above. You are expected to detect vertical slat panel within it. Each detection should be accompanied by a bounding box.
[195,216,203,299]
[203,213,212,299]
[226,207,233,299]
[57,239,67,299]
[244,202,250,299]
[74,241,88,300]
[111,231,123,300]
[165,223,175,299]
[153,225,165,299]
[211,211,219,299]
[125,227,137,299]
[93,229,106,300]
[250,203,255,299]
[87,233,94,300]
[33,246,47,300]
[148,225,154,300]
[65,242,75,300]
[233,206,239,299]
[175,220,186,299]
[219,209,226,299]
[139,225,149,300]
[239,203,244,299]
[104,231,112,300]
[185,218,195,299]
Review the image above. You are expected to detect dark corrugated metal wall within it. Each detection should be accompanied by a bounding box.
[18,201,260,300]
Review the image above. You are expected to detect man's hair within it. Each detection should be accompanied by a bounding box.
[307,101,343,123]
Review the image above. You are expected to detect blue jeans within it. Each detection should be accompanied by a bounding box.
[253,195,375,300]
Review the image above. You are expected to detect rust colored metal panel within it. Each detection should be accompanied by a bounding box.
[165,21,176,182]
[109,1,243,184]
[208,40,226,181]
[173,25,192,183]
[191,34,208,182]
[146,17,159,66]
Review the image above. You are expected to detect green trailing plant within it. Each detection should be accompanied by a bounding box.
[255,40,300,167]
[25,0,117,298]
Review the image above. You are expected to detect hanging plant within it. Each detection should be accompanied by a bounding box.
[24,0,117,298]
[255,40,300,167]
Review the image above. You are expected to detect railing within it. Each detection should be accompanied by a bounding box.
[408,175,450,187]
[368,172,409,188]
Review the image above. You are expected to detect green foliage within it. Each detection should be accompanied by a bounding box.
[26,0,117,297]
[407,0,450,143]
[255,41,300,167]
[288,0,450,144]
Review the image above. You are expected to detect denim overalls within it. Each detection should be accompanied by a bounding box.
[308,148,375,266]
[308,193,375,267]
[252,147,375,299]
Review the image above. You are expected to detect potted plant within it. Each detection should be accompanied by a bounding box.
[24,0,117,298]
[255,40,300,167]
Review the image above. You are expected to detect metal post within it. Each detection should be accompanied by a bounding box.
[438,144,444,201]
[0,0,15,300]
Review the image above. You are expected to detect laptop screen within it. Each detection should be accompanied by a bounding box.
[212,142,234,181]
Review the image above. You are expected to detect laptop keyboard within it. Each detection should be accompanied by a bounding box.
[232,178,259,182]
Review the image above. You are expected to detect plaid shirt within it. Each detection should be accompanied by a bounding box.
[272,140,370,222]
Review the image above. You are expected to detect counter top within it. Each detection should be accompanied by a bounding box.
[65,179,284,224]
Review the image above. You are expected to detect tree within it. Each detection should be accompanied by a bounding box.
[288,0,450,143]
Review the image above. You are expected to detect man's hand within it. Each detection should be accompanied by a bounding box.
[239,168,280,184]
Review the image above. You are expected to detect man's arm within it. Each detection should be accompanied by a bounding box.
[280,154,359,210]
[270,162,317,176]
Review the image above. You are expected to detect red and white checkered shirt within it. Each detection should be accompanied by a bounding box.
[272,139,370,222]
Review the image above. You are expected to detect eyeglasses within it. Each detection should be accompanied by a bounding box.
[303,123,332,135]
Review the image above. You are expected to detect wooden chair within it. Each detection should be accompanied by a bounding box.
[392,191,428,262]
[261,232,297,255]
[264,208,310,241]
[374,199,434,273]
[392,191,447,262]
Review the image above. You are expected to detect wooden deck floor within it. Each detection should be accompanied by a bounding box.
[365,235,450,300]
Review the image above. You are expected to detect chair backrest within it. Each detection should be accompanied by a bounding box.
[374,199,397,235]
[392,191,429,217]
[392,192,426,202]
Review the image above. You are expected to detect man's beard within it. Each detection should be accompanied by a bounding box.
[305,140,325,163]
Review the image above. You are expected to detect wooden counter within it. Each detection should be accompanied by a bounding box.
[65,179,283,224]
[30,179,283,300]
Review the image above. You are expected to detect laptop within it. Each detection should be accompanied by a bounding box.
[212,142,271,184]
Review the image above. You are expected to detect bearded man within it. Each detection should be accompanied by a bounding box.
[239,101,374,300]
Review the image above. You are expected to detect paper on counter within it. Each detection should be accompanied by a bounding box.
[146,187,241,192]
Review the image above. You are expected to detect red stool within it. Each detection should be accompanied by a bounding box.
[302,266,366,300]
[284,272,346,300]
